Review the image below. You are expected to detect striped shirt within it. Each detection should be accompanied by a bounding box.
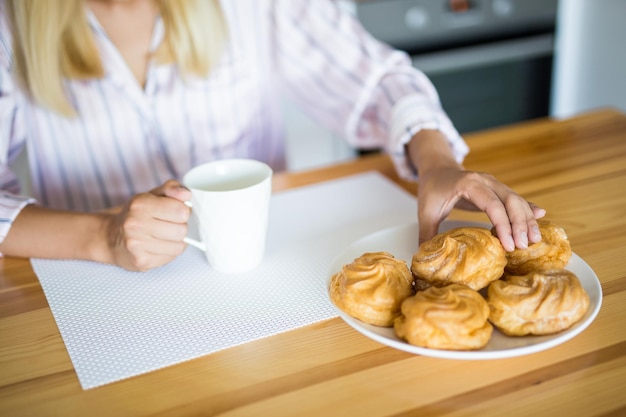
[0,0,468,244]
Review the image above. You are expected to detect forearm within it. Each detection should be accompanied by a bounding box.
[0,204,113,263]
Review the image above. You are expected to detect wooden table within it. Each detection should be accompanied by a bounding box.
[1,109,625,416]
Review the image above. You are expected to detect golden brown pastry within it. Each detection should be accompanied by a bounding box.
[494,220,572,275]
[487,269,590,336]
[394,284,493,350]
[411,227,507,291]
[329,252,414,327]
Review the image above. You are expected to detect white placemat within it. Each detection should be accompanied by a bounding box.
[32,171,417,389]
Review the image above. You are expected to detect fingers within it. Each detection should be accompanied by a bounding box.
[151,180,192,203]
[418,212,442,247]
[125,191,191,241]
[488,192,545,250]
[530,202,547,220]
[417,175,457,247]
[494,196,529,252]
[457,173,544,251]
[108,181,193,271]
[458,178,517,252]
[418,169,546,252]
[166,181,193,202]
[525,202,545,244]
[121,235,188,272]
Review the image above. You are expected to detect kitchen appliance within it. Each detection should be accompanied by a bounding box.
[354,0,558,133]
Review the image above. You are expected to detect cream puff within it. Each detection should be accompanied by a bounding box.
[487,269,590,336]
[494,220,572,275]
[411,227,507,291]
[394,284,493,350]
[329,252,414,327]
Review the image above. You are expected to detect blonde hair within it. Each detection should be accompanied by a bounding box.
[6,0,227,116]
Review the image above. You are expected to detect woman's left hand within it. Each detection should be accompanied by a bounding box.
[416,165,545,251]
[407,129,545,251]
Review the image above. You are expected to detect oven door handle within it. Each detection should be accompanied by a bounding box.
[412,33,554,75]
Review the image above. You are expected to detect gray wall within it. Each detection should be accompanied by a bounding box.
[551,0,626,117]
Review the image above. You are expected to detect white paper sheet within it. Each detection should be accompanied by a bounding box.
[31,171,418,389]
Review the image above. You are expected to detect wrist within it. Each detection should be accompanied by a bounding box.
[407,129,462,177]
[83,212,118,265]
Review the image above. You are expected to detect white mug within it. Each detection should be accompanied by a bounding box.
[182,159,273,274]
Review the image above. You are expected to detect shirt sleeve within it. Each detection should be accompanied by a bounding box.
[268,0,468,180]
[0,22,36,246]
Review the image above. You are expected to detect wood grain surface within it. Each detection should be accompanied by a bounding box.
[1,109,625,417]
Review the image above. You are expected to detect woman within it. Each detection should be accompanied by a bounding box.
[0,0,544,271]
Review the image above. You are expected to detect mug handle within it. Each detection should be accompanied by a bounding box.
[183,200,206,251]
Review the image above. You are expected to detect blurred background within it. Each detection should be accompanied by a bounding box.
[284,0,626,171]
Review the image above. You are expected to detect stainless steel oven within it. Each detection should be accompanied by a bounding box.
[354,0,558,133]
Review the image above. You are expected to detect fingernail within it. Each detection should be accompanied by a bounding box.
[504,235,515,252]
[518,233,528,249]
[530,224,542,242]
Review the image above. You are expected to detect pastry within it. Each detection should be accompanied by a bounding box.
[487,269,590,336]
[494,220,572,275]
[411,227,507,291]
[329,252,414,327]
[394,284,493,350]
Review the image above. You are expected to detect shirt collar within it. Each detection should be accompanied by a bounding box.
[85,7,164,121]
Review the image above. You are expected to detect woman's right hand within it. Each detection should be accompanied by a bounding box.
[104,180,192,271]
[0,180,193,271]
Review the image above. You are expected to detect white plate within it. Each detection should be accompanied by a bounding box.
[327,221,603,360]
